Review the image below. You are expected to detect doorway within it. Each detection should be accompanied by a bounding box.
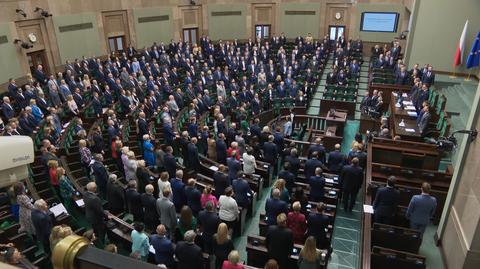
[329,25,346,41]
[108,36,126,53]
[255,25,271,39]
[183,28,198,44]
[27,50,48,75]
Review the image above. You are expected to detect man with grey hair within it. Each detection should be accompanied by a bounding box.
[174,230,203,269]
[106,173,125,215]
[31,199,52,254]
[265,188,288,226]
[85,182,109,246]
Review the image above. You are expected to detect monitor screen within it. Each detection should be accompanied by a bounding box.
[361,12,399,33]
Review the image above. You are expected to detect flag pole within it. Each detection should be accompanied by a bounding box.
[450,66,457,79]
[465,70,472,81]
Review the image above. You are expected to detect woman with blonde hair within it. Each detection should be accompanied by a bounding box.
[287,201,307,244]
[83,74,91,90]
[126,151,138,181]
[157,171,171,198]
[271,178,289,203]
[66,95,79,115]
[213,223,234,269]
[200,185,218,208]
[298,236,323,269]
[121,146,130,176]
[222,250,244,269]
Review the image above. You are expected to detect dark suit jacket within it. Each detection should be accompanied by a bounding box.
[138,119,149,139]
[307,212,329,245]
[278,170,295,192]
[106,181,125,214]
[185,186,202,214]
[31,209,53,242]
[373,186,400,217]
[216,139,227,164]
[125,188,143,218]
[227,157,241,180]
[213,172,229,198]
[285,155,300,176]
[171,178,187,210]
[232,178,252,208]
[141,193,159,224]
[263,142,278,164]
[84,191,107,225]
[308,144,326,163]
[91,161,108,190]
[164,153,177,180]
[2,103,14,119]
[198,210,220,236]
[309,175,325,202]
[265,225,293,265]
[304,158,322,180]
[175,241,204,269]
[187,143,200,172]
[328,150,345,173]
[340,165,364,192]
[265,198,288,225]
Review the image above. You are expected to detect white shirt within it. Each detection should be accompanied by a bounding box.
[218,195,239,221]
[157,180,171,199]
[242,153,256,175]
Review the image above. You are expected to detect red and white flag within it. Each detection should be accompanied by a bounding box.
[454,20,469,66]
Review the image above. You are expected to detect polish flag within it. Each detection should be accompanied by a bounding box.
[454,20,469,66]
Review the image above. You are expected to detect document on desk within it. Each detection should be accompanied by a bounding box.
[325,178,334,184]
[403,101,413,105]
[405,128,416,132]
[209,166,218,171]
[75,199,85,207]
[407,111,417,117]
[405,105,416,110]
[50,203,68,217]
[363,205,374,214]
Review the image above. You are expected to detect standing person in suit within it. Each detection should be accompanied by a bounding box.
[327,144,345,173]
[171,170,187,212]
[265,188,288,226]
[185,178,202,216]
[304,152,324,180]
[141,184,159,231]
[421,65,435,85]
[91,154,109,199]
[309,168,326,203]
[175,230,204,269]
[214,165,230,198]
[373,176,400,224]
[31,199,53,254]
[84,182,109,247]
[263,135,278,171]
[163,146,177,181]
[340,158,364,212]
[418,105,431,136]
[156,187,177,240]
[125,180,143,222]
[406,182,437,236]
[187,137,200,173]
[198,201,220,254]
[227,151,241,181]
[232,173,253,209]
[216,133,228,164]
[307,202,330,249]
[308,138,326,163]
[106,174,125,215]
[265,213,294,269]
[150,224,175,267]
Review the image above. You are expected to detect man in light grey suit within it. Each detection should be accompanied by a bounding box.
[418,105,431,136]
[406,182,437,235]
[156,187,177,239]
[283,118,292,137]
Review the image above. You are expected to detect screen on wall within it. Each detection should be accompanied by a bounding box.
[360,12,399,32]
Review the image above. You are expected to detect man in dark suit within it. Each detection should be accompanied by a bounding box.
[304,152,324,180]
[91,154,108,199]
[284,148,300,177]
[415,84,430,113]
[418,105,431,136]
[2,97,15,120]
[227,152,241,181]
[309,168,326,203]
[150,224,175,267]
[33,65,48,85]
[187,138,200,172]
[84,182,109,247]
[175,230,204,269]
[137,112,149,141]
[125,180,143,222]
[106,174,125,215]
[31,199,53,254]
[263,135,278,167]
[421,66,435,85]
[265,213,294,269]
[373,176,400,224]
[308,138,326,163]
[216,133,228,164]
[171,170,187,212]
[265,188,288,226]
[278,162,295,193]
[141,184,159,231]
[198,201,220,254]
[307,202,330,249]
[185,178,202,216]
[232,173,253,208]
[340,158,364,212]
[164,146,177,180]
[327,144,345,173]
[213,165,230,198]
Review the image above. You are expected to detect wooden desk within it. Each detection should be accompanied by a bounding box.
[326,110,347,137]
[389,93,422,142]
[359,114,381,133]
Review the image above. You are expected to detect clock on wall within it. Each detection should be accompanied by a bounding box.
[335,12,342,20]
[27,33,37,43]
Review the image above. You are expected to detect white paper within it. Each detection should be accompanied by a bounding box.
[49,203,68,217]
[149,245,156,254]
[405,105,416,111]
[402,93,408,98]
[399,122,405,127]
[407,111,417,117]
[363,205,374,214]
[403,101,413,105]
[325,178,334,184]
[75,199,85,207]
[405,128,416,133]
[395,103,401,108]
[209,166,218,171]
